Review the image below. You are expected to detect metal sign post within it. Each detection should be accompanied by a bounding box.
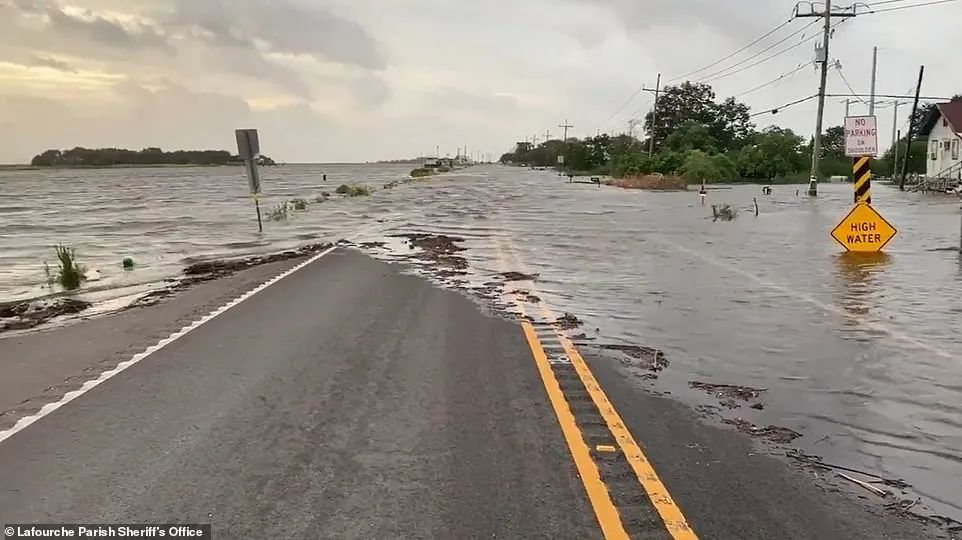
[235,129,263,233]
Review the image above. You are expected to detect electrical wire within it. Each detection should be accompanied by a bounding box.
[866,0,960,13]
[863,0,916,6]
[834,65,870,104]
[692,19,820,83]
[748,94,818,117]
[664,18,796,83]
[733,63,810,98]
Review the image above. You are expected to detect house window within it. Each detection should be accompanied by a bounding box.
[953,139,960,160]
[931,140,938,160]
[945,118,949,127]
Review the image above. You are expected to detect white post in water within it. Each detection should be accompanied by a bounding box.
[235,129,263,233]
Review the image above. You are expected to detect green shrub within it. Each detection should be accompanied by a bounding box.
[335,184,372,197]
[410,168,433,178]
[51,245,87,290]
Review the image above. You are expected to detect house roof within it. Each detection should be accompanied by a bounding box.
[920,101,962,137]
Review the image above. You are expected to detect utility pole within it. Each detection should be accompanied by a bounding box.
[900,65,924,191]
[869,46,878,116]
[558,118,574,173]
[559,119,573,142]
[845,99,850,117]
[545,129,552,143]
[645,73,661,157]
[796,0,856,196]
[891,101,900,150]
[894,129,901,178]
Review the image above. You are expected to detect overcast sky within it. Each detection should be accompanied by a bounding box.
[0,0,959,163]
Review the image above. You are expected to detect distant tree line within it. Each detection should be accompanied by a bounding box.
[31,147,276,167]
[501,81,938,184]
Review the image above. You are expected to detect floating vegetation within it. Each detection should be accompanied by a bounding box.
[290,198,308,210]
[266,202,289,221]
[122,257,135,270]
[335,184,372,197]
[712,204,738,221]
[49,244,87,290]
[410,168,433,178]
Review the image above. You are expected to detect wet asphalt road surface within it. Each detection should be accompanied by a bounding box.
[0,249,931,539]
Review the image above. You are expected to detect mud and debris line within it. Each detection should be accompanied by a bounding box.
[390,233,468,271]
[500,271,538,282]
[722,418,801,443]
[130,243,336,310]
[554,312,583,330]
[509,289,541,304]
[0,298,91,332]
[594,344,669,374]
[690,381,766,410]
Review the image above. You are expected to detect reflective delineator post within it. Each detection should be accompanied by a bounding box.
[853,156,871,205]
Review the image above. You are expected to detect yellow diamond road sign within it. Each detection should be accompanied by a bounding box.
[831,202,897,252]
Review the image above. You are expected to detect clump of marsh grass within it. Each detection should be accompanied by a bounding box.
[335,184,372,197]
[46,245,87,290]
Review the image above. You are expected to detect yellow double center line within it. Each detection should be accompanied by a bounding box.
[496,238,697,540]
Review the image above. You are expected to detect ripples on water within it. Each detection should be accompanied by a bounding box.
[2,164,961,520]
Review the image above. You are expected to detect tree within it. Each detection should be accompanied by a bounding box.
[644,81,755,153]
[714,97,754,151]
[735,126,806,180]
[822,126,845,159]
[664,121,718,153]
[681,150,737,183]
[645,82,717,151]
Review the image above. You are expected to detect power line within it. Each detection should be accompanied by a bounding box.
[748,94,818,117]
[733,62,810,98]
[864,0,915,6]
[664,18,796,83]
[692,19,821,83]
[834,64,870,104]
[598,83,647,133]
[866,0,960,12]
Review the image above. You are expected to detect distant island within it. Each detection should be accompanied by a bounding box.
[30,147,277,167]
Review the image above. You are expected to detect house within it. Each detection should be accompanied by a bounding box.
[920,101,962,179]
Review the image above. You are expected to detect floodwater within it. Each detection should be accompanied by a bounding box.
[2,164,962,522]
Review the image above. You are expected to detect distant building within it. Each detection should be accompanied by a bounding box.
[919,101,962,180]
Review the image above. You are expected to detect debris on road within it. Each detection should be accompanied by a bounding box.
[500,271,538,282]
[0,297,91,333]
[391,233,469,271]
[509,289,541,303]
[722,418,801,443]
[554,312,583,330]
[690,381,766,409]
[838,472,890,498]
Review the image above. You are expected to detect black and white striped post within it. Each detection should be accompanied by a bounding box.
[853,155,871,205]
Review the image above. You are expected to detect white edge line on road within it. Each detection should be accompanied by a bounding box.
[0,244,339,446]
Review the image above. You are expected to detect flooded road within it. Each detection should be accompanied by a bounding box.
[2,163,962,523]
